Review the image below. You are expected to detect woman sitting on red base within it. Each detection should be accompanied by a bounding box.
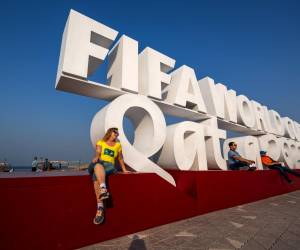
[88,127,129,224]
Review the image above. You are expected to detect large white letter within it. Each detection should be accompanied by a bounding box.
[198,77,237,123]
[268,110,284,136]
[251,100,271,133]
[158,121,207,170]
[289,140,298,169]
[293,121,300,142]
[279,138,295,168]
[56,9,118,84]
[107,35,138,93]
[139,47,175,99]
[201,117,228,170]
[90,94,176,186]
[236,95,256,128]
[295,142,300,168]
[257,134,282,162]
[165,65,207,113]
[282,117,296,140]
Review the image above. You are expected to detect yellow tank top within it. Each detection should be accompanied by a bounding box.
[96,140,122,165]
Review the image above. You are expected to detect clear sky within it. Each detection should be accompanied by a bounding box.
[0,0,299,166]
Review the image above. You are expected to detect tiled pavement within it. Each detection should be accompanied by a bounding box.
[81,190,300,250]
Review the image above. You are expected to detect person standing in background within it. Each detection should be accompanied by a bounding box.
[44,158,50,171]
[32,156,38,172]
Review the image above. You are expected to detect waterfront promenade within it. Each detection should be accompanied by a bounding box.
[82,190,300,250]
[0,169,88,178]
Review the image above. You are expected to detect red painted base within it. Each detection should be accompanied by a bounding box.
[0,169,299,249]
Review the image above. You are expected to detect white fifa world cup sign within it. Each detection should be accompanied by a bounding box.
[56,10,300,186]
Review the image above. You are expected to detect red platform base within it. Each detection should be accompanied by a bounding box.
[0,169,300,249]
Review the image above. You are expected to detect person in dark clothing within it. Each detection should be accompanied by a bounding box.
[260,151,300,183]
[32,156,38,172]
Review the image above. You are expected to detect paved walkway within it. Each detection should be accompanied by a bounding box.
[0,170,88,178]
[81,190,300,250]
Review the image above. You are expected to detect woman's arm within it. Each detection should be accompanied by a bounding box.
[92,145,102,163]
[118,151,129,173]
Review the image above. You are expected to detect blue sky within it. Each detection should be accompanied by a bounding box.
[0,0,299,166]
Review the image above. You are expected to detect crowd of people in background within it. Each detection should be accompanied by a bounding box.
[31,157,61,172]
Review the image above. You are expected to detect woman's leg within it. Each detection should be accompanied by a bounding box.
[94,163,106,184]
[93,180,105,224]
[94,163,109,200]
[93,180,102,204]
[93,180,104,209]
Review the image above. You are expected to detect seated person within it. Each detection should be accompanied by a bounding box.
[0,165,13,172]
[0,162,14,173]
[228,142,256,171]
[88,127,130,225]
[260,150,300,183]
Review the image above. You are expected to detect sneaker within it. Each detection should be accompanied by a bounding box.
[93,207,104,225]
[248,166,257,171]
[9,168,14,173]
[99,188,110,201]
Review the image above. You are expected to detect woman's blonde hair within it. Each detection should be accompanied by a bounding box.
[102,127,119,141]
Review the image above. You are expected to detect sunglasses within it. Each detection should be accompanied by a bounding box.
[113,130,119,135]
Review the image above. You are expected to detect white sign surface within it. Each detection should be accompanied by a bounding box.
[56,10,300,185]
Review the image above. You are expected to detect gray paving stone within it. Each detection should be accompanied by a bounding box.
[177,234,218,249]
[287,224,300,237]
[225,230,252,246]
[239,239,265,250]
[205,221,240,235]
[149,247,183,250]
[280,231,300,249]
[191,223,223,237]
[252,234,276,249]
[233,225,260,238]
[157,236,188,247]
[207,237,236,249]
[264,225,289,238]
[271,239,298,250]
[87,246,121,250]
